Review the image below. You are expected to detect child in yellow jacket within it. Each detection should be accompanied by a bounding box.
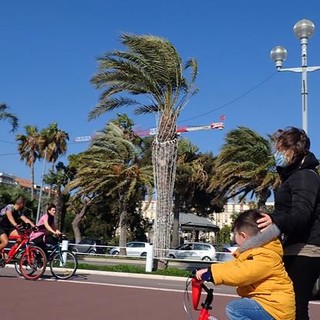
[196,209,295,320]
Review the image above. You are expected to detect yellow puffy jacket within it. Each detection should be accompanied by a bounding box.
[211,239,295,320]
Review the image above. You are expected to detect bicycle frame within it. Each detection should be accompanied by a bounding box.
[46,235,67,259]
[6,232,31,264]
[5,226,47,280]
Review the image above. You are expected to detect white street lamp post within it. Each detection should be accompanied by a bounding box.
[270,19,320,134]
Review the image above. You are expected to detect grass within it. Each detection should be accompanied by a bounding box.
[77,262,190,277]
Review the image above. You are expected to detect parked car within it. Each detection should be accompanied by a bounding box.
[109,241,149,257]
[69,238,105,254]
[168,242,216,261]
[216,244,238,262]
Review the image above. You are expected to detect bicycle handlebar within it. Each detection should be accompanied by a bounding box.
[16,223,38,234]
[191,269,212,282]
[51,234,68,242]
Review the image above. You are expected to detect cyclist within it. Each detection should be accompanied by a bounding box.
[30,204,61,253]
[0,196,36,265]
[196,209,295,320]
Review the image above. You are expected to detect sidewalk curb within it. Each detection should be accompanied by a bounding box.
[76,268,186,281]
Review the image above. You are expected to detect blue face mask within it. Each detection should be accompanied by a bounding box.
[274,151,289,167]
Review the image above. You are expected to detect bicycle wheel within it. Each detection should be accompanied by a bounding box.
[50,250,78,280]
[19,246,47,280]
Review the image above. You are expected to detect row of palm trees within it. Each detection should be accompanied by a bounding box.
[2,100,280,248]
[1,33,286,256]
[1,105,69,202]
[65,115,282,249]
[16,123,69,200]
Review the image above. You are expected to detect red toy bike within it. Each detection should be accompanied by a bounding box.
[184,271,218,320]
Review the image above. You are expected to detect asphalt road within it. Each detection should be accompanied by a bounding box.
[1,266,319,320]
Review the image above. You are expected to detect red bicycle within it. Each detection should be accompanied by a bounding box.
[184,271,218,320]
[1,224,47,280]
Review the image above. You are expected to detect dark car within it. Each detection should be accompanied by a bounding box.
[69,238,104,254]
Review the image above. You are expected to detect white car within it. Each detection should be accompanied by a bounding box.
[216,244,238,262]
[168,242,216,261]
[109,241,149,257]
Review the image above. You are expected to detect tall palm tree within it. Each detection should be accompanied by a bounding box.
[16,125,41,200]
[41,123,69,172]
[40,123,69,199]
[43,162,75,230]
[0,104,18,132]
[89,33,198,259]
[68,122,154,249]
[209,126,280,208]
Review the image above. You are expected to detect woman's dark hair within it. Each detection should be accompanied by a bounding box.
[232,209,263,236]
[273,127,310,160]
[47,204,56,211]
[46,204,56,226]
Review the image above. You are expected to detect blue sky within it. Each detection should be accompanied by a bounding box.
[2,0,320,184]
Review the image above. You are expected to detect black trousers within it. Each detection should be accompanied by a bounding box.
[32,234,58,253]
[284,255,320,320]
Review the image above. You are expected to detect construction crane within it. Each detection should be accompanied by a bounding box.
[135,121,224,137]
[74,120,225,142]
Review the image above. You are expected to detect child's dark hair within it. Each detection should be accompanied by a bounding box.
[15,196,26,205]
[232,209,262,236]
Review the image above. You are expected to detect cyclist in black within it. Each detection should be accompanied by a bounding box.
[0,196,35,264]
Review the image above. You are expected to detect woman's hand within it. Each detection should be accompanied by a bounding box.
[55,230,62,236]
[257,213,273,231]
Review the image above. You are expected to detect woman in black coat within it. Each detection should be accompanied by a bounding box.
[258,127,320,320]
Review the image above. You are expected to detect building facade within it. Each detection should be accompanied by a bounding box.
[0,172,46,197]
[142,200,275,243]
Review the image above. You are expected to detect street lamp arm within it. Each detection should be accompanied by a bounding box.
[278,66,320,73]
[307,66,320,72]
[278,67,304,73]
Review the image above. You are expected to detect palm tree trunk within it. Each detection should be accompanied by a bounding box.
[31,162,35,201]
[171,193,181,248]
[48,160,55,198]
[118,209,127,255]
[118,194,127,255]
[54,188,63,230]
[71,202,90,243]
[152,137,178,261]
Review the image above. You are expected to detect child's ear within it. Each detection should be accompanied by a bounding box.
[240,231,247,240]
